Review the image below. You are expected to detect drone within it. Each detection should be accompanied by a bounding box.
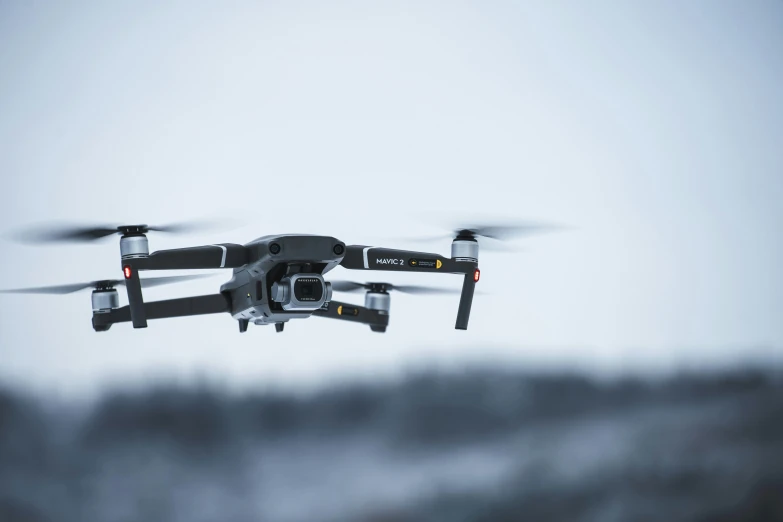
[1,222,554,333]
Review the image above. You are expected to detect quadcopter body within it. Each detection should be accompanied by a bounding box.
[3,221,555,334]
[61,226,480,333]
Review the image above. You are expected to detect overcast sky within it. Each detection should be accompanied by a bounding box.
[1,1,782,397]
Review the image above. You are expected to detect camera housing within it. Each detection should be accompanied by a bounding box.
[271,273,332,311]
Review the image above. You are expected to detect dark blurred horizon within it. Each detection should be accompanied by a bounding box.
[3,341,781,405]
[3,362,782,522]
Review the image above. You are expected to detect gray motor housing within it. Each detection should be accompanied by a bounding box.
[365,291,390,314]
[451,238,479,263]
[120,235,150,259]
[92,289,119,313]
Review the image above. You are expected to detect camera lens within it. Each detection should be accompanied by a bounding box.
[269,243,281,255]
[293,277,323,301]
[333,244,345,255]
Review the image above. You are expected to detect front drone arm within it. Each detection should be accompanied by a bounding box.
[131,244,249,270]
[312,300,390,332]
[92,294,231,331]
[120,243,248,328]
[340,245,479,330]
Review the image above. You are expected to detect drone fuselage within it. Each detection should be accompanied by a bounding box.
[221,234,344,326]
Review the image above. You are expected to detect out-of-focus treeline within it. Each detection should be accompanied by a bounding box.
[1,366,782,522]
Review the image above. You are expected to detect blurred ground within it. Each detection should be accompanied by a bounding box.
[1,366,782,522]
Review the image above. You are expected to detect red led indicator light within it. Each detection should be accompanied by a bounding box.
[123,265,132,279]
[473,268,480,282]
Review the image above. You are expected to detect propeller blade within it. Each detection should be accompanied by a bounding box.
[0,274,215,295]
[400,220,565,251]
[7,220,225,245]
[146,221,215,234]
[454,221,563,240]
[329,280,461,295]
[0,281,105,295]
[12,225,121,243]
[329,281,368,293]
[400,236,526,252]
[388,284,461,295]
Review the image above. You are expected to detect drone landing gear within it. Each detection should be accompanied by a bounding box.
[237,320,285,333]
[239,319,249,333]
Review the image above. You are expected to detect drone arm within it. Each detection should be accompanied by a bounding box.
[92,293,230,331]
[131,244,249,270]
[340,245,479,330]
[120,244,246,328]
[312,300,390,332]
[340,245,473,274]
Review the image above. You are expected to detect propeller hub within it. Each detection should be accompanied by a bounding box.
[367,283,390,293]
[455,230,478,241]
[118,225,149,236]
[93,280,118,291]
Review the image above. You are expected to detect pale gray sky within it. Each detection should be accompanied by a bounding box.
[1,1,782,397]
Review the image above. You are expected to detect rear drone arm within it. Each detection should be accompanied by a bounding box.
[339,245,479,330]
[91,293,231,332]
[312,300,390,333]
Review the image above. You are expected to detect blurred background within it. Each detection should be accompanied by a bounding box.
[1,1,782,521]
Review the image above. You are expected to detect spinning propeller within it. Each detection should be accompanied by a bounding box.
[330,281,461,295]
[0,274,214,295]
[8,220,219,244]
[407,220,566,250]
